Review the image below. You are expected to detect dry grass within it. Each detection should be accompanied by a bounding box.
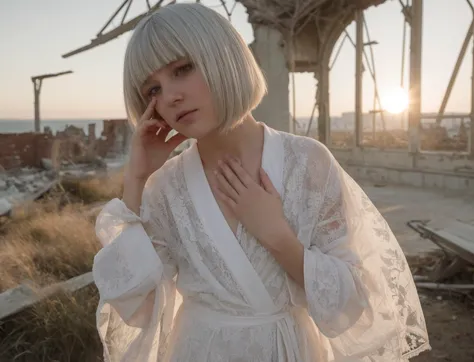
[60,170,124,205]
[0,207,99,291]
[0,285,101,362]
[0,170,124,361]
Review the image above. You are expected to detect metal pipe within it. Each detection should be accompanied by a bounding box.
[436,19,474,125]
[97,0,130,37]
[363,16,386,133]
[355,10,364,147]
[329,35,347,70]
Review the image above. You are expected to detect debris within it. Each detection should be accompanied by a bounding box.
[415,282,474,291]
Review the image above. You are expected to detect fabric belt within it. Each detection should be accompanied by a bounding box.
[183,300,293,327]
[181,301,304,362]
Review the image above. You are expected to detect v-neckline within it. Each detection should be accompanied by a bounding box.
[182,122,283,312]
[191,124,268,240]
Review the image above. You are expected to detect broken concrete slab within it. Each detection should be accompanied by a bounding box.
[0,272,93,320]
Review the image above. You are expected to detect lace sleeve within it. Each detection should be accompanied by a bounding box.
[304,159,369,338]
[303,141,430,360]
[92,174,180,361]
[92,179,178,326]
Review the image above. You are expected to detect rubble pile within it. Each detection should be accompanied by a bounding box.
[0,120,131,216]
[0,167,57,216]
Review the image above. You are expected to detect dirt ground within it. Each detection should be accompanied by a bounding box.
[412,291,474,361]
[360,183,474,361]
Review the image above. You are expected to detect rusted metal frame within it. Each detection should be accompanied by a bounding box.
[329,34,347,69]
[31,71,73,132]
[62,1,166,58]
[363,15,386,138]
[288,2,328,134]
[97,0,131,37]
[355,10,364,147]
[122,0,134,24]
[435,19,474,126]
[218,0,234,20]
[343,27,384,138]
[400,0,408,88]
[398,0,410,131]
[317,9,355,145]
[468,0,474,156]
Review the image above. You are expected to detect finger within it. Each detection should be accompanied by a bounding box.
[225,155,254,187]
[214,169,239,203]
[140,98,157,122]
[260,168,279,196]
[139,118,161,135]
[213,182,237,211]
[218,160,246,194]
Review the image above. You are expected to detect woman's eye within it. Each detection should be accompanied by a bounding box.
[147,86,160,98]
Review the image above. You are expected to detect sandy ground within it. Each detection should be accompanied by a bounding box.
[361,181,474,361]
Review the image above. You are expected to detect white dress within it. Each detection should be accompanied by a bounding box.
[93,124,430,361]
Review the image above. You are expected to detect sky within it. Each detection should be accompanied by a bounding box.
[0,0,471,120]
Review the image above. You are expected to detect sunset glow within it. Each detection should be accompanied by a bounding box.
[382,87,409,114]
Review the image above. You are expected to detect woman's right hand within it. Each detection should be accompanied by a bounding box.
[125,98,189,183]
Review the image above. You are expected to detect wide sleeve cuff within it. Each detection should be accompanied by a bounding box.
[92,198,163,302]
[303,246,368,338]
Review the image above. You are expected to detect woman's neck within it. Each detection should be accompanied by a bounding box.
[197,114,264,171]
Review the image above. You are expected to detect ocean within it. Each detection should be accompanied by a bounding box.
[0,120,105,137]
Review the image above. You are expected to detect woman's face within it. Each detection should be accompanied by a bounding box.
[140,58,220,139]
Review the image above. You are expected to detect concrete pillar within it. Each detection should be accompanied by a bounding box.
[33,79,42,133]
[317,62,330,145]
[88,123,96,144]
[250,26,291,133]
[408,0,423,155]
[471,28,474,156]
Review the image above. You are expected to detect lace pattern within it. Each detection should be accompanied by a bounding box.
[92,127,430,361]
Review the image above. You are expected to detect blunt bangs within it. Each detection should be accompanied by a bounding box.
[123,3,267,129]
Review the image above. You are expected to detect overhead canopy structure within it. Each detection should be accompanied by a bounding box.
[239,0,387,71]
[239,0,386,31]
[62,0,169,58]
[62,0,386,59]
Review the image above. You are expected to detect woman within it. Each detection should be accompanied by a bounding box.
[93,3,430,361]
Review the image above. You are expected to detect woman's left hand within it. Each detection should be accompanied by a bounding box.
[213,155,294,249]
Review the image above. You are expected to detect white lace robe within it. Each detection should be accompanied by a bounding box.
[93,124,430,361]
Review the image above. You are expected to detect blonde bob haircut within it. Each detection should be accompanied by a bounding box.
[123,2,267,132]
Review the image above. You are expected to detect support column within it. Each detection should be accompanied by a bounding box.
[408,0,423,155]
[317,61,330,144]
[33,79,42,133]
[250,26,291,133]
[355,10,364,147]
[471,25,474,156]
[31,70,72,133]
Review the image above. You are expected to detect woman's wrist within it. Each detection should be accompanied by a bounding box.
[122,175,147,215]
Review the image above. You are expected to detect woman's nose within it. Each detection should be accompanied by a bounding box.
[162,84,184,106]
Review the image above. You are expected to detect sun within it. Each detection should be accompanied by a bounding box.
[382,87,409,114]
